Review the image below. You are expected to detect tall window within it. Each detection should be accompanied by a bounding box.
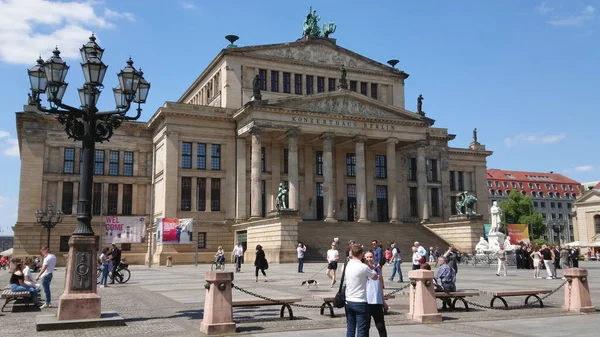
[109,150,119,176]
[294,74,302,94]
[450,196,458,215]
[306,75,313,94]
[211,178,221,211]
[316,151,323,176]
[197,178,206,211]
[211,144,221,170]
[409,187,418,217]
[431,188,440,217]
[457,171,464,191]
[94,150,105,175]
[328,78,336,91]
[123,151,133,176]
[370,83,378,99]
[181,177,191,211]
[283,72,291,93]
[197,232,207,249]
[107,183,118,215]
[428,159,438,182]
[408,157,417,181]
[182,142,192,169]
[63,148,75,173]
[346,153,356,177]
[261,147,266,172]
[270,70,279,92]
[197,143,206,170]
[317,76,325,93]
[283,148,288,174]
[360,82,368,95]
[375,155,386,179]
[92,183,102,215]
[449,171,456,190]
[122,184,132,215]
[594,215,600,235]
[258,69,267,90]
[62,182,74,215]
[350,80,357,92]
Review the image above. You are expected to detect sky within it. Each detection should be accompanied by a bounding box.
[0,0,598,236]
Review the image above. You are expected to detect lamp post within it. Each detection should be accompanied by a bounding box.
[35,203,64,250]
[26,34,150,321]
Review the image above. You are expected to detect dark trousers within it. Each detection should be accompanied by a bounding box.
[110,260,120,283]
[255,267,266,277]
[368,304,387,337]
[298,258,304,272]
[235,256,242,272]
[345,301,370,337]
[412,264,420,270]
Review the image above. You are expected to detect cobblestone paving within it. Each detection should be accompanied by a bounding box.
[0,261,598,336]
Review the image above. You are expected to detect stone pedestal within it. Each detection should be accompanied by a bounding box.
[563,268,595,313]
[487,232,505,251]
[407,269,442,323]
[425,216,485,254]
[200,272,236,335]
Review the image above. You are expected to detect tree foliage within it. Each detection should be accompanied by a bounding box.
[498,190,546,239]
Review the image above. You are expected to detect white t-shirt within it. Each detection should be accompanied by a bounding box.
[344,259,377,303]
[233,245,244,257]
[391,248,400,262]
[327,249,339,262]
[23,266,34,281]
[42,254,57,275]
[297,246,306,258]
[412,252,421,265]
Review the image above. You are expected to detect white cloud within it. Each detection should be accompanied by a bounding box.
[504,133,567,147]
[575,165,594,172]
[0,131,19,157]
[549,5,596,27]
[181,1,198,10]
[0,0,136,64]
[536,2,554,14]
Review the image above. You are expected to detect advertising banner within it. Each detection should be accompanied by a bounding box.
[483,224,491,239]
[156,218,194,244]
[105,216,146,245]
[507,224,530,244]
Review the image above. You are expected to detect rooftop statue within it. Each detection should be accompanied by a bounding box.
[303,6,321,37]
[322,21,336,38]
[473,128,478,143]
[417,94,424,115]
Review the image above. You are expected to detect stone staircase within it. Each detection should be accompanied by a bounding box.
[298,221,450,262]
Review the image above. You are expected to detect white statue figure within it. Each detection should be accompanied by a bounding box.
[475,237,489,254]
[490,201,502,234]
[489,240,500,253]
[503,237,514,251]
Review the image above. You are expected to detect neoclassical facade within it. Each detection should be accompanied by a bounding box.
[14,35,492,264]
[573,185,600,252]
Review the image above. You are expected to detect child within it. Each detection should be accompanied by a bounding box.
[385,248,391,264]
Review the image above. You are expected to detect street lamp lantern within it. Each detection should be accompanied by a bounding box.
[28,56,47,94]
[47,82,68,102]
[44,47,69,87]
[35,203,64,249]
[112,85,128,109]
[81,50,107,86]
[134,69,150,104]
[117,57,141,99]
[80,33,104,62]
[78,86,100,108]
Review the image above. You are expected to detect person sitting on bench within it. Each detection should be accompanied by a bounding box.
[435,257,456,292]
[9,261,40,305]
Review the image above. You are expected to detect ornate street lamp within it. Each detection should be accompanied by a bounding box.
[35,203,64,250]
[26,34,150,320]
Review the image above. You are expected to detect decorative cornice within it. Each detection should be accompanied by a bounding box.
[448,147,493,156]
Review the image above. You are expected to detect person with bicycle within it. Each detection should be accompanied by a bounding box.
[109,244,121,284]
[215,246,225,267]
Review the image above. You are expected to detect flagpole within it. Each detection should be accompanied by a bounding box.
[194,214,198,267]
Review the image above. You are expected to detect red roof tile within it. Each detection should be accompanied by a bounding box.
[595,181,600,189]
[486,169,583,198]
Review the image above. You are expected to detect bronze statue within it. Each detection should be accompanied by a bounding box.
[473,128,478,143]
[252,74,262,100]
[302,6,321,37]
[455,191,480,216]
[417,94,424,114]
[338,64,348,89]
[322,21,336,37]
[276,183,288,210]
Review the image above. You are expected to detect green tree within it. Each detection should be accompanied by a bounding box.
[498,190,546,239]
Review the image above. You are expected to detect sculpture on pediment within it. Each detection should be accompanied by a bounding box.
[303,6,321,37]
[417,94,424,115]
[473,128,478,143]
[252,74,262,101]
[276,183,288,210]
[338,64,348,90]
[322,21,336,37]
[455,191,480,216]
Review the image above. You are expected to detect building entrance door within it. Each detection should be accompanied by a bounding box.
[347,184,357,222]
[236,230,248,253]
[376,185,389,222]
[316,182,324,220]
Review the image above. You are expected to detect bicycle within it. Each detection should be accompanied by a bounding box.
[97,262,131,284]
[211,259,225,271]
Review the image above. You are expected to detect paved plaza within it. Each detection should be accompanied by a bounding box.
[1,261,599,336]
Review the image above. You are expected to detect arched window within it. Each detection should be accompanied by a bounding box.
[531,191,537,197]
[539,192,544,197]
[572,193,577,199]
[498,190,503,196]
[521,190,526,195]
[490,189,496,195]
[595,215,600,235]
[556,193,561,198]
[549,192,554,198]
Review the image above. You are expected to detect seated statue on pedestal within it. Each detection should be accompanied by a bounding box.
[475,237,489,254]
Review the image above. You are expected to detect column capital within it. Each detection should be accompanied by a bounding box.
[286,129,300,138]
[320,132,334,141]
[250,126,262,136]
[386,137,399,145]
[165,130,179,137]
[354,135,368,144]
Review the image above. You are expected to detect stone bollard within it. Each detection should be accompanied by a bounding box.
[200,272,236,335]
[407,269,442,323]
[563,268,595,313]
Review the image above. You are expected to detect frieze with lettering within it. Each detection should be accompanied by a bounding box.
[291,116,395,131]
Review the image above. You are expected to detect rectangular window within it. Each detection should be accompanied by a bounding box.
[534,201,539,208]
[551,202,555,208]
[258,69,267,90]
[197,232,207,249]
[370,83,378,99]
[197,178,206,211]
[123,151,133,176]
[458,171,464,191]
[211,178,221,211]
[107,183,118,215]
[450,196,458,215]
[409,187,418,217]
[541,201,546,208]
[449,171,456,191]
[294,74,302,94]
[408,158,417,181]
[94,150,105,175]
[557,202,562,209]
[122,184,133,215]
[428,159,438,181]
[350,80,357,92]
[61,182,74,215]
[109,150,119,176]
[431,187,440,217]
[261,147,266,172]
[181,177,192,211]
[121,243,131,251]
[317,76,325,93]
[306,75,313,95]
[283,72,291,93]
[375,155,386,179]
[181,142,192,169]
[346,153,356,177]
[92,183,102,215]
[567,203,572,209]
[328,78,336,91]
[316,151,323,176]
[360,82,368,95]
[63,148,75,173]
[197,143,206,170]
[270,70,279,92]
[283,148,289,174]
[211,144,221,170]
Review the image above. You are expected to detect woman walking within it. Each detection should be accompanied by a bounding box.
[364,250,388,337]
[254,245,268,282]
[326,242,339,287]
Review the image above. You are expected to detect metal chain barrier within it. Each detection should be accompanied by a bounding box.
[232,283,324,309]
[383,283,411,298]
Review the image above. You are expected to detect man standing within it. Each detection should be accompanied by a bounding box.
[109,243,121,284]
[35,246,56,309]
[233,242,244,273]
[414,241,427,260]
[372,240,382,269]
[541,245,556,279]
[345,244,378,337]
[496,244,508,276]
[297,243,306,273]
[387,243,403,283]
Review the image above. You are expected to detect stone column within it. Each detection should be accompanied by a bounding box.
[386,138,399,222]
[287,130,299,210]
[236,138,247,220]
[355,135,369,223]
[321,133,336,222]
[417,147,429,222]
[250,128,262,218]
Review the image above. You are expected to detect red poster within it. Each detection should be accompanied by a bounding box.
[161,218,179,243]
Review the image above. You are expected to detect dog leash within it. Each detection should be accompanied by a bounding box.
[305,263,329,281]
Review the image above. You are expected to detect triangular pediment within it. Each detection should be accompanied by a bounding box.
[576,190,600,204]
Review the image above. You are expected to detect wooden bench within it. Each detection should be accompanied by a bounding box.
[480,289,552,309]
[1,287,35,312]
[232,297,302,319]
[434,290,480,311]
[313,294,396,318]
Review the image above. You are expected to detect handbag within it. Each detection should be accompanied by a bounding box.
[332,262,347,308]
[264,259,269,270]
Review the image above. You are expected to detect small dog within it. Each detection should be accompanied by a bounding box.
[301,280,318,289]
